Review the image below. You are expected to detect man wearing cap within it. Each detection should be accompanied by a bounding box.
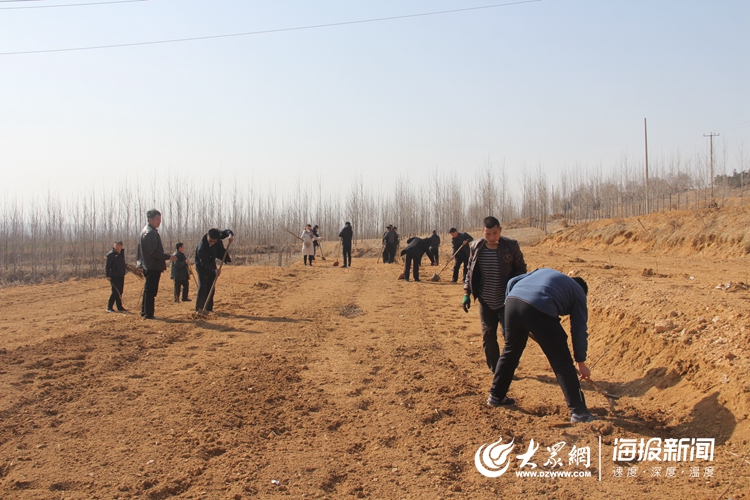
[449,227,473,282]
[136,209,177,319]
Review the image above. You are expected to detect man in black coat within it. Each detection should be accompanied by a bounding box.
[338,222,353,267]
[428,230,440,266]
[382,225,397,264]
[105,240,127,312]
[136,209,177,319]
[449,228,473,283]
[195,228,233,313]
[170,242,191,302]
[400,236,435,282]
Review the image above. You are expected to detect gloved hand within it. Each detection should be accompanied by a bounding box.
[462,295,471,313]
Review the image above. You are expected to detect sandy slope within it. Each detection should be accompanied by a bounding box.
[1,210,749,499]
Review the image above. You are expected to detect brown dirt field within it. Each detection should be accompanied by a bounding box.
[2,209,750,499]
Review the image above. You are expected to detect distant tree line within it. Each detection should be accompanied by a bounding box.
[1,145,746,284]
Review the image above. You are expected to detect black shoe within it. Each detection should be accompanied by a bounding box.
[487,394,516,407]
[174,299,180,303]
[182,298,192,302]
[450,280,457,283]
[143,315,155,320]
[106,308,115,313]
[414,279,421,282]
[117,308,127,312]
[570,412,596,423]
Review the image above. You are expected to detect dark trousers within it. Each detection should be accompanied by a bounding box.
[429,246,439,266]
[491,298,588,414]
[478,300,505,373]
[141,270,161,317]
[383,243,396,263]
[452,253,469,282]
[304,255,315,265]
[174,279,189,301]
[403,255,421,281]
[196,269,216,312]
[108,276,124,310]
[342,242,352,267]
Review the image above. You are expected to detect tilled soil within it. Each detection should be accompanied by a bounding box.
[1,223,749,499]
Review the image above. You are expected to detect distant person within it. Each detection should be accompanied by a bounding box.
[487,268,595,424]
[105,240,127,312]
[428,230,440,266]
[393,226,401,262]
[338,221,353,267]
[382,225,398,264]
[312,225,322,257]
[136,209,177,319]
[461,216,527,374]
[449,227,473,282]
[301,224,320,266]
[195,228,233,313]
[170,242,191,303]
[400,236,435,282]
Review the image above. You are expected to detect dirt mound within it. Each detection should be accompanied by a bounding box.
[1,212,749,498]
[539,207,750,257]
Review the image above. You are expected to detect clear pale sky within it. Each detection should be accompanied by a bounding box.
[1,0,748,201]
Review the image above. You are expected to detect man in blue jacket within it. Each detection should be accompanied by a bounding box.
[487,268,595,424]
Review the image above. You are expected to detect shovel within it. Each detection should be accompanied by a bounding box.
[196,239,232,317]
[333,241,340,266]
[430,241,468,282]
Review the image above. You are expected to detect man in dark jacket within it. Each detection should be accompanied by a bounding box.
[382,225,398,264]
[170,242,190,302]
[428,230,440,266]
[488,268,594,424]
[400,236,434,282]
[338,222,353,267]
[195,228,233,313]
[136,209,177,319]
[461,216,527,375]
[449,227,473,282]
[105,240,127,312]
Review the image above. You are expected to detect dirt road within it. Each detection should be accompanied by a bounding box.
[1,215,749,499]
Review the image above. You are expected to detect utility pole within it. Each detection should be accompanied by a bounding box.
[644,118,649,214]
[704,132,720,205]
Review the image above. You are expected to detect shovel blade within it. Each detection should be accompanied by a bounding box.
[430,274,440,282]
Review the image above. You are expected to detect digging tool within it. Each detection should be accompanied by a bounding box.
[317,240,326,261]
[187,260,199,292]
[430,241,468,282]
[376,243,385,264]
[586,379,620,400]
[585,378,620,417]
[333,241,340,266]
[196,239,233,318]
[283,227,303,241]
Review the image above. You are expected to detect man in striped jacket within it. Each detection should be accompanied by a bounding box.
[462,216,527,376]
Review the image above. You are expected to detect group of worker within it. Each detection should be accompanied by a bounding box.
[105,209,233,320]
[106,211,595,424]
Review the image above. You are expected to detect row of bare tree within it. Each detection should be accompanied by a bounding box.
[1,148,746,284]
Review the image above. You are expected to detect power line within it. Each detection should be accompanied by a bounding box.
[0,0,145,9]
[0,0,541,56]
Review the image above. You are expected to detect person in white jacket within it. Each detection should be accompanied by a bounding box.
[301,224,321,266]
